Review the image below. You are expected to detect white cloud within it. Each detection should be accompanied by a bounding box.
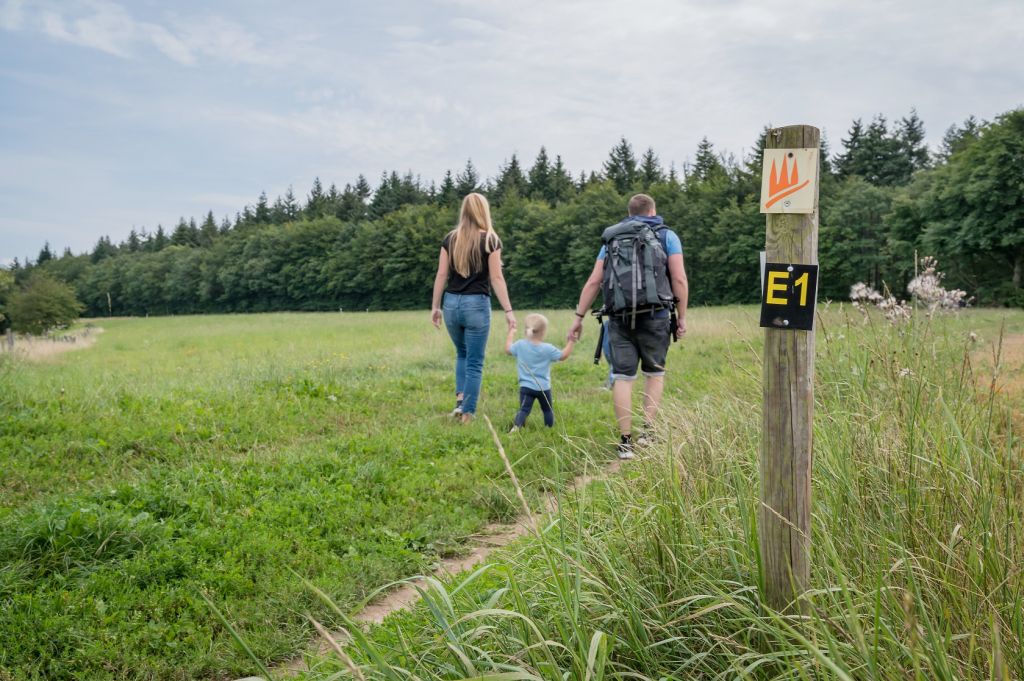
[39,2,137,58]
[10,1,286,67]
[143,23,195,65]
[173,14,285,67]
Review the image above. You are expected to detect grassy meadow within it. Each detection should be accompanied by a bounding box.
[1,306,1021,679]
[0,307,746,679]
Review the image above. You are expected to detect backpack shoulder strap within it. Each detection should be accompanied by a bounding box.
[654,225,670,253]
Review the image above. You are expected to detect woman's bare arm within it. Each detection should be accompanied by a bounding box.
[431,247,449,328]
[488,249,516,330]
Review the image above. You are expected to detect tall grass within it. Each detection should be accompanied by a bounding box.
[304,309,1022,679]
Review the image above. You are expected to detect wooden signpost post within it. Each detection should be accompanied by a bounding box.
[758,124,820,611]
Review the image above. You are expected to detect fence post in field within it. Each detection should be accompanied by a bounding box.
[758,124,820,611]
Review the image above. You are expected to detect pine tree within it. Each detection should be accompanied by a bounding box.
[336,183,362,221]
[527,147,552,201]
[126,229,141,252]
[603,137,638,193]
[354,175,372,203]
[692,137,724,182]
[550,155,575,202]
[494,154,527,200]
[255,192,271,223]
[91,236,117,262]
[940,115,983,160]
[199,211,218,247]
[455,159,481,196]
[282,186,300,221]
[171,218,199,246]
[896,109,930,173]
[306,177,328,218]
[37,241,54,264]
[152,225,169,251]
[835,119,865,179]
[370,172,400,217]
[639,147,664,188]
[396,171,426,206]
[437,170,458,206]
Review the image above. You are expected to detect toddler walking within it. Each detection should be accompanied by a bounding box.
[506,314,575,431]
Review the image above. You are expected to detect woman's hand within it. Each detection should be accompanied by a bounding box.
[505,310,517,331]
[431,308,442,328]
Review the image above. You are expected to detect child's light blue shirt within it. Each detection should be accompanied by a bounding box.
[510,339,562,391]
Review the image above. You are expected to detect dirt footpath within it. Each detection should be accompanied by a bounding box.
[275,428,623,677]
[0,327,101,361]
[973,331,1024,428]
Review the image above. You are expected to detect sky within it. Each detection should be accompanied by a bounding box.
[1,0,1022,264]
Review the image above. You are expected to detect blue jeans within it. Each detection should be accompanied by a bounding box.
[443,293,491,415]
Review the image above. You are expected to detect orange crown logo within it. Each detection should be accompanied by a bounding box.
[764,155,810,209]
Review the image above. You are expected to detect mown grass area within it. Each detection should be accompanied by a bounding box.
[0,308,752,679]
[298,307,1024,680]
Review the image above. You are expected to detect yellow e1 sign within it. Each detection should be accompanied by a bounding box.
[759,263,818,330]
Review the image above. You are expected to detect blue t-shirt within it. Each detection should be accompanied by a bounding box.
[596,216,682,261]
[510,339,562,391]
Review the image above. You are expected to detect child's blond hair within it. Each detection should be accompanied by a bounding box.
[524,313,548,340]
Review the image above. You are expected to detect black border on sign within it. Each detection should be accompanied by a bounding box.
[759,262,818,330]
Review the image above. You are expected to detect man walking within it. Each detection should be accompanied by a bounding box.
[568,193,688,458]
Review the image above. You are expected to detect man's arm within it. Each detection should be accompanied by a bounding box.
[667,253,688,337]
[568,260,604,341]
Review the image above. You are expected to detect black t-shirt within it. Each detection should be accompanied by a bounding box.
[442,231,501,296]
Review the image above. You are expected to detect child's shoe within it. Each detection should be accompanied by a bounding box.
[617,434,634,460]
[509,425,520,433]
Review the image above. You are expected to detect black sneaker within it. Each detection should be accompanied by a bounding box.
[617,434,634,460]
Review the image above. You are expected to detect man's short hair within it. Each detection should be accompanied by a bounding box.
[628,194,656,216]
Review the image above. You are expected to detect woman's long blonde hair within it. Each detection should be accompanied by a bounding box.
[448,193,501,277]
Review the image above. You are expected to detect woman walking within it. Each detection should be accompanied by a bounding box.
[431,193,516,423]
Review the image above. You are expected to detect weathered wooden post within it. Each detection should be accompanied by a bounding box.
[758,125,820,611]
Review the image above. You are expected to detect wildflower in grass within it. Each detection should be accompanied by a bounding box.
[907,256,970,313]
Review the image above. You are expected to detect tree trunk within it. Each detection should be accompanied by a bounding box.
[1014,251,1022,289]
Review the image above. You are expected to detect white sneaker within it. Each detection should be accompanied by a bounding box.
[509,425,520,433]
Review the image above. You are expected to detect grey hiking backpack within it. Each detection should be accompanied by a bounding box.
[600,219,675,318]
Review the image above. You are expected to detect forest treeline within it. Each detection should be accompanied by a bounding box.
[8,108,1024,317]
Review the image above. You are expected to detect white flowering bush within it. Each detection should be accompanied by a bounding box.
[850,282,911,322]
[850,257,967,322]
[906,256,970,312]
